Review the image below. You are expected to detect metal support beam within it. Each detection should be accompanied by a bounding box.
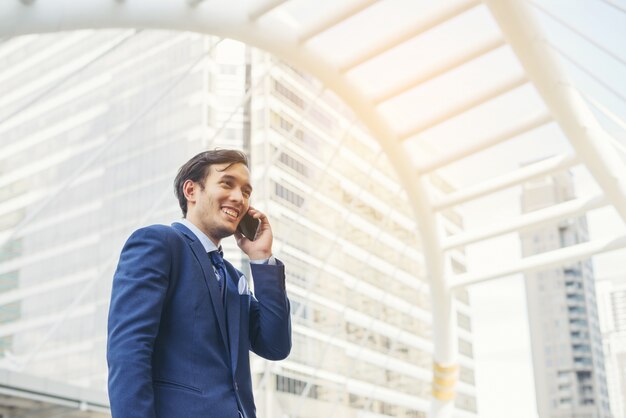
[442,193,608,250]
[581,93,626,139]
[549,40,626,105]
[432,153,578,210]
[249,0,289,21]
[485,0,626,223]
[400,75,527,141]
[450,233,626,289]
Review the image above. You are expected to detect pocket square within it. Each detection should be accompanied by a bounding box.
[238,275,250,295]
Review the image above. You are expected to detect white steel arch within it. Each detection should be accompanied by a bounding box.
[1,1,626,417]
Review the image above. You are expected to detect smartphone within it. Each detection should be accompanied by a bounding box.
[237,212,260,241]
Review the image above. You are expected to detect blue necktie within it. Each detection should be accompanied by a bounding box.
[208,250,227,301]
[209,250,232,352]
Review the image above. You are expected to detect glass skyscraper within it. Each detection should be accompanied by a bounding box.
[521,170,611,418]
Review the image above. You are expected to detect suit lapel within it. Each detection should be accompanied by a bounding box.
[225,263,241,374]
[172,223,229,355]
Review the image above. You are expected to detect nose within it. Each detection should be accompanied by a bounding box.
[230,187,245,204]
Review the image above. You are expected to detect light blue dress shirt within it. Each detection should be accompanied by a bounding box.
[178,218,275,265]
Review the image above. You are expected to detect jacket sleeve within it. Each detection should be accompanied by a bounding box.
[107,227,171,418]
[248,259,292,361]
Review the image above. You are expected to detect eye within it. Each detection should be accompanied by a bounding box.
[242,190,251,198]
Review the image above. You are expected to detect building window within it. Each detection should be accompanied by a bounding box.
[458,338,474,357]
[275,375,318,398]
[457,312,471,331]
[0,239,22,263]
[273,80,304,109]
[278,152,310,178]
[274,182,305,207]
[459,366,475,385]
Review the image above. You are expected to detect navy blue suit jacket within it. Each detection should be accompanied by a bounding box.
[107,222,291,418]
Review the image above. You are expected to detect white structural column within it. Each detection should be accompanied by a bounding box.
[0,2,461,417]
[484,0,626,223]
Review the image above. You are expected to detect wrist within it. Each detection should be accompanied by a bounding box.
[248,251,272,261]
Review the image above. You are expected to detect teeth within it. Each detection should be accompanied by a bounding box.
[222,208,238,218]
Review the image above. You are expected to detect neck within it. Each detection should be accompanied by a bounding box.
[184,216,221,246]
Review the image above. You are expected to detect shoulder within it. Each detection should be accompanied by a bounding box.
[135,224,175,234]
[130,224,181,238]
[125,224,186,249]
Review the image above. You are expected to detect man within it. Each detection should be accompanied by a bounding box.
[107,149,291,418]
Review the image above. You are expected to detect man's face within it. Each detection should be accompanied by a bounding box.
[185,162,252,244]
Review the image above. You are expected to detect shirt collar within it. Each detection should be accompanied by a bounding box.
[179,218,220,253]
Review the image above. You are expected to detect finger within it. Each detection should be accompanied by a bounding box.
[252,210,267,221]
[249,213,265,223]
[246,209,263,220]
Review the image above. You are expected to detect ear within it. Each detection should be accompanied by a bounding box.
[183,180,196,205]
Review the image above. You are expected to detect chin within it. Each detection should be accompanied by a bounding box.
[216,226,236,239]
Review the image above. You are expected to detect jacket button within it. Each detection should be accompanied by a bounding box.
[234,382,239,391]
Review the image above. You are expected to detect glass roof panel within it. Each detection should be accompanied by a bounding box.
[406,83,550,169]
[306,0,441,68]
[346,4,502,100]
[377,45,526,136]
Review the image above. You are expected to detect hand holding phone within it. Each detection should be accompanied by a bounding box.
[235,207,273,260]
[237,211,260,241]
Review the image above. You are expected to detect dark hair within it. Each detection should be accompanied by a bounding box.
[174,149,249,217]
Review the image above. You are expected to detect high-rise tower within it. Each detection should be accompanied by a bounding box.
[521,170,611,418]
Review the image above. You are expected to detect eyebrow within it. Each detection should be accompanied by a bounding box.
[221,174,253,192]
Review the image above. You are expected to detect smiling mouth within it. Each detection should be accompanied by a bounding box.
[221,207,240,219]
